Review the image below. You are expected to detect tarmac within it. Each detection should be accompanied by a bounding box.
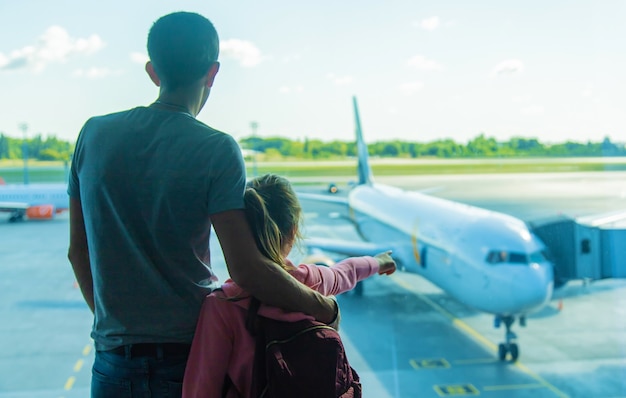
[0,171,625,397]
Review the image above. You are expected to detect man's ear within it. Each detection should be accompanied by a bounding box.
[145,61,161,87]
[205,62,220,88]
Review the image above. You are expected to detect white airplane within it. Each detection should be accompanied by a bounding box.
[299,97,554,362]
[0,182,68,222]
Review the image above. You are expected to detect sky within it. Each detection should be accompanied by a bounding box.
[0,0,624,145]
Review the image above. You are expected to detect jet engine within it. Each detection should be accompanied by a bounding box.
[26,204,55,220]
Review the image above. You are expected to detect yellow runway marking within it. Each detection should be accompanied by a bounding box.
[483,383,545,391]
[410,358,451,369]
[390,274,570,398]
[452,319,497,351]
[453,358,498,365]
[64,376,75,390]
[62,343,92,392]
[73,359,84,372]
[434,384,480,396]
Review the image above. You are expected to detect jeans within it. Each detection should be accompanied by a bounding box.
[91,348,188,398]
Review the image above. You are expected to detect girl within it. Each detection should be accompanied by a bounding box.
[182,174,396,398]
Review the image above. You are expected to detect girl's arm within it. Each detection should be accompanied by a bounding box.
[297,256,380,296]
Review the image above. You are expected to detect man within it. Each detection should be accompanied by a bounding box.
[68,12,337,397]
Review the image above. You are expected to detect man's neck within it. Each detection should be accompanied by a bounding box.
[156,88,203,117]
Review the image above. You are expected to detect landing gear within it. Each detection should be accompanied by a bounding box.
[494,315,522,362]
[8,211,24,223]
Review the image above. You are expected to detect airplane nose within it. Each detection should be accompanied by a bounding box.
[484,261,554,315]
[521,261,554,312]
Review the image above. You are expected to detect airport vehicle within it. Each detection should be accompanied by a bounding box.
[0,183,68,222]
[300,97,554,362]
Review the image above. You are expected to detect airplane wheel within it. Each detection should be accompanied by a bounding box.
[498,343,507,361]
[509,343,519,362]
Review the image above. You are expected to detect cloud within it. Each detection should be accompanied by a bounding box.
[491,59,524,77]
[520,105,544,115]
[130,52,149,65]
[0,25,104,73]
[581,83,594,98]
[280,54,302,64]
[399,81,424,95]
[326,73,353,86]
[73,67,122,79]
[407,55,442,71]
[220,39,263,67]
[419,16,440,31]
[512,94,531,103]
[279,85,304,94]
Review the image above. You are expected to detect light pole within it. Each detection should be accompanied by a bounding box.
[18,123,29,185]
[250,121,259,177]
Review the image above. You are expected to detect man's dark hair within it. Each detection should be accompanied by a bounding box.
[147,12,219,90]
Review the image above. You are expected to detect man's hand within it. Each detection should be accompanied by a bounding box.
[326,297,341,330]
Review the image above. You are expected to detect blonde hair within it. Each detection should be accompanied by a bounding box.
[244,174,302,270]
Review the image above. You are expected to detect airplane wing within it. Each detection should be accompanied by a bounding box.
[0,202,28,212]
[303,236,391,257]
[297,192,349,205]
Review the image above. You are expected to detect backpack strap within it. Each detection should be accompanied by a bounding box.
[246,296,262,335]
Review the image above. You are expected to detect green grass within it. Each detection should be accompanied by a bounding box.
[0,166,69,183]
[1,158,625,184]
[245,160,626,178]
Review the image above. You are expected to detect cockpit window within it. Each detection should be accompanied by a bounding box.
[508,252,528,264]
[486,251,507,264]
[486,250,538,265]
[529,250,548,263]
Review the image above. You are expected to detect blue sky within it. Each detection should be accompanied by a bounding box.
[0,1,624,145]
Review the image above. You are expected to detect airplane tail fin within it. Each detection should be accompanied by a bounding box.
[353,96,373,185]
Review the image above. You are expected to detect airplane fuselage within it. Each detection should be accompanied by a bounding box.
[348,183,554,316]
[0,184,69,220]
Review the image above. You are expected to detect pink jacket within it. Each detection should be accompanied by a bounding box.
[182,256,379,398]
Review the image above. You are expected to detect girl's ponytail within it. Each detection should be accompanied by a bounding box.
[244,186,285,268]
[244,174,302,270]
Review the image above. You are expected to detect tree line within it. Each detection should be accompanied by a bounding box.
[0,132,624,162]
[0,134,73,161]
[240,134,625,160]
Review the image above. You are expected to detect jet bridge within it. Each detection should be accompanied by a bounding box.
[529,211,626,286]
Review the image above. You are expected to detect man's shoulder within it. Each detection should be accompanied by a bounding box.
[187,118,231,139]
[186,120,239,149]
[84,107,138,126]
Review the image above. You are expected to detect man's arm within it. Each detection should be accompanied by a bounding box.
[211,209,337,324]
[68,197,95,313]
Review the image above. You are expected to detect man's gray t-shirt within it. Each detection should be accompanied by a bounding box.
[68,106,246,350]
